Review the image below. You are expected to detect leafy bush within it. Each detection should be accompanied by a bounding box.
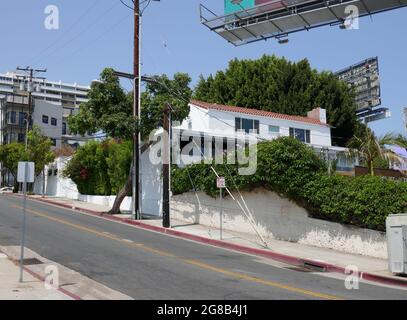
[172,137,407,231]
[64,139,131,195]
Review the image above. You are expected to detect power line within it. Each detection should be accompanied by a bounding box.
[26,0,100,66]
[31,1,121,66]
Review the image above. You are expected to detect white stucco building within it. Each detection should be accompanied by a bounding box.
[34,100,357,216]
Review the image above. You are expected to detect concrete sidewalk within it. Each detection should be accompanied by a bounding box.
[0,251,71,300]
[16,195,407,288]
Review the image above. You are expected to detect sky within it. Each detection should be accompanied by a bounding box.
[0,0,406,136]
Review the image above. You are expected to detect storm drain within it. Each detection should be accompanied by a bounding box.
[20,258,44,266]
[302,262,326,273]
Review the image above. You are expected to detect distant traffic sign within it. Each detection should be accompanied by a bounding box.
[17,162,35,183]
[217,177,226,188]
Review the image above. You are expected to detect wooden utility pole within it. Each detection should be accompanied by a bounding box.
[133,0,141,220]
[162,103,171,228]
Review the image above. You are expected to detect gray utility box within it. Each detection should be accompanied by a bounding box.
[386,214,407,275]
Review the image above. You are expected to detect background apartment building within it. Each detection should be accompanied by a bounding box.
[0,71,90,147]
[0,71,91,187]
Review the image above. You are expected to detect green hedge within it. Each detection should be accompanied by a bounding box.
[64,139,131,196]
[172,137,407,231]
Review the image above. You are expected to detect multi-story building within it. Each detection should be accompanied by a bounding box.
[0,71,90,138]
[0,71,91,187]
[0,71,91,145]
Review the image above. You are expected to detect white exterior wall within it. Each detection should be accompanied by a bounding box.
[179,104,332,147]
[33,100,63,148]
[171,189,387,259]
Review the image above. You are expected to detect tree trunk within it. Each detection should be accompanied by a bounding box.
[105,171,132,215]
[105,161,133,215]
[104,141,155,215]
[369,160,374,176]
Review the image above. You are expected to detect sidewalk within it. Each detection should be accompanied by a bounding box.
[0,251,71,300]
[15,194,407,288]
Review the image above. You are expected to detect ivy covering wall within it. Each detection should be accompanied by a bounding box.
[172,137,407,231]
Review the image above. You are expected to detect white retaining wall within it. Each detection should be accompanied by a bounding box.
[170,188,387,259]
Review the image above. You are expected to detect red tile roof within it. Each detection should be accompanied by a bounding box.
[190,100,328,127]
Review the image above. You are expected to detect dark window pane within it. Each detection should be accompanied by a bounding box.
[294,128,306,142]
[42,115,49,124]
[254,120,259,134]
[51,117,57,126]
[235,117,241,131]
[306,130,311,143]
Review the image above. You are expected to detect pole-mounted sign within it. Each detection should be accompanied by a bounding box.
[17,161,35,282]
[217,177,226,240]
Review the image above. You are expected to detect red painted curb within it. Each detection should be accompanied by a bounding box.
[7,194,407,289]
[0,247,81,300]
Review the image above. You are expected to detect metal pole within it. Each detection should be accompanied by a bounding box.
[132,0,141,220]
[220,188,223,240]
[162,104,171,228]
[19,162,28,282]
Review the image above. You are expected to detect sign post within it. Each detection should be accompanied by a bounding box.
[217,177,226,240]
[17,161,35,282]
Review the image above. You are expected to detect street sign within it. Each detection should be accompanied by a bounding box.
[17,162,35,183]
[217,177,226,188]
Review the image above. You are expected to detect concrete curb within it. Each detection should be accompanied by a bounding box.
[8,194,407,289]
[0,247,81,300]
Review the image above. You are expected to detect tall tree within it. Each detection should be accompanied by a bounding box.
[0,143,26,192]
[194,55,359,146]
[0,126,54,192]
[68,68,192,214]
[27,126,55,177]
[347,128,406,176]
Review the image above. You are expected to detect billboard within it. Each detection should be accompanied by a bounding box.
[224,0,318,16]
[224,0,255,15]
[206,0,407,46]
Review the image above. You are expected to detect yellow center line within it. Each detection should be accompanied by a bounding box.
[11,203,343,300]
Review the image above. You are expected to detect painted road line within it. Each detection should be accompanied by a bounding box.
[11,203,343,300]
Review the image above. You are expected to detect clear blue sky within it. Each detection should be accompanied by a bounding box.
[1,0,406,136]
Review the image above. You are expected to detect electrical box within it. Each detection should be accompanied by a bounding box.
[386,214,407,275]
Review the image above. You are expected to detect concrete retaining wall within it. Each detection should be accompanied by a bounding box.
[170,188,387,259]
[77,194,132,212]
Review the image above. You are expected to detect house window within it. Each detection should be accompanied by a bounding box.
[18,133,25,143]
[268,125,280,135]
[290,127,311,143]
[50,138,57,146]
[51,117,57,126]
[62,122,67,135]
[42,115,49,124]
[235,117,259,134]
[8,111,16,124]
[19,112,27,127]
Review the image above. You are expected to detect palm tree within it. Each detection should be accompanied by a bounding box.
[347,129,406,176]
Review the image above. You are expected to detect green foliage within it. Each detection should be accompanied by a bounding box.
[0,143,27,180]
[64,139,132,195]
[304,175,407,231]
[68,68,192,142]
[347,128,406,175]
[194,55,358,146]
[0,126,54,183]
[172,137,407,231]
[27,126,55,177]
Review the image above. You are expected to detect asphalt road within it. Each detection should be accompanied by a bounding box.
[0,194,406,300]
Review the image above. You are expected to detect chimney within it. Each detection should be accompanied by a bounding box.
[307,107,327,124]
